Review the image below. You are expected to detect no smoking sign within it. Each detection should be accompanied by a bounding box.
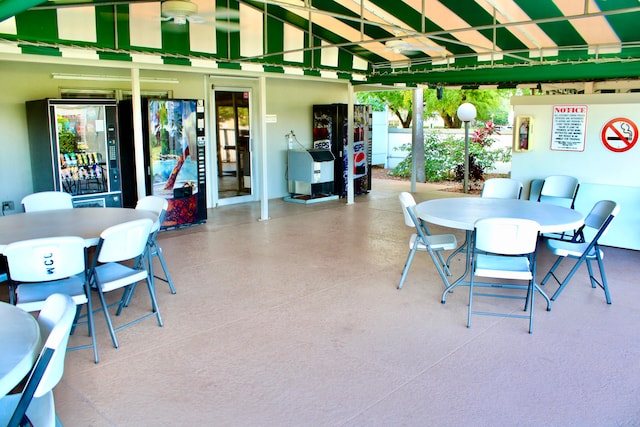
[601,117,638,152]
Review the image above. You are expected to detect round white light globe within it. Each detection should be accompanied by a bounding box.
[457,102,477,122]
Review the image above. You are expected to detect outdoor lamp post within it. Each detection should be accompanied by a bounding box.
[457,102,477,193]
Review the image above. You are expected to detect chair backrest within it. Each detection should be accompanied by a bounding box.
[136,195,168,233]
[474,218,540,255]
[4,236,86,282]
[528,179,544,201]
[33,293,76,397]
[582,200,620,241]
[539,175,579,207]
[399,192,418,228]
[136,195,168,217]
[8,294,75,426]
[481,178,523,199]
[96,219,154,263]
[21,191,73,212]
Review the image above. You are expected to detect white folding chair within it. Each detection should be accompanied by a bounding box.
[538,175,579,208]
[541,200,620,304]
[134,196,176,294]
[0,293,75,427]
[88,218,163,350]
[528,179,544,201]
[4,236,98,363]
[468,218,544,333]
[481,178,523,199]
[21,191,73,212]
[398,192,457,290]
[538,175,580,240]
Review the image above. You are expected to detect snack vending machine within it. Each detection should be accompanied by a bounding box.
[118,98,207,228]
[25,99,122,207]
[312,104,372,197]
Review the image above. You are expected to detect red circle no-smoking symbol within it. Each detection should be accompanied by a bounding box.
[601,117,638,152]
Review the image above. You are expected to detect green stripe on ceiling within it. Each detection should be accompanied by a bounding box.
[217,62,242,70]
[515,0,586,47]
[242,0,386,66]
[163,56,190,66]
[20,44,60,57]
[265,15,283,63]
[337,48,352,71]
[15,9,57,43]
[440,0,528,53]
[98,51,131,62]
[366,60,640,86]
[95,5,116,50]
[263,65,284,73]
[367,0,473,56]
[595,0,640,43]
[113,4,130,50]
[310,0,395,48]
[161,22,191,55]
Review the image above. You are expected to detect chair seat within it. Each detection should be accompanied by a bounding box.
[16,275,87,312]
[409,233,457,251]
[93,263,148,293]
[0,391,55,427]
[475,254,533,281]
[546,239,601,259]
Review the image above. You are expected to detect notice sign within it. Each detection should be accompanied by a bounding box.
[551,105,588,151]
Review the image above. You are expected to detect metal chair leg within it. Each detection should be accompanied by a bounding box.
[398,245,418,289]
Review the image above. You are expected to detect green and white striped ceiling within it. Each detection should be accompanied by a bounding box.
[0,0,639,86]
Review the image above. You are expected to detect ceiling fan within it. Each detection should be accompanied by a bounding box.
[160,0,240,29]
[384,39,446,55]
[41,0,241,30]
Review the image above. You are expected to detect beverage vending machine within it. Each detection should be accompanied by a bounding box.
[118,98,207,228]
[25,99,122,207]
[312,104,372,197]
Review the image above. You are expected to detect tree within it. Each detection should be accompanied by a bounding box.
[357,90,413,127]
[357,88,512,128]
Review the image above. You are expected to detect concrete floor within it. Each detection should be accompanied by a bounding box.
[37,179,640,426]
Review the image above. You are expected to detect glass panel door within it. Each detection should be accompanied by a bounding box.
[214,90,251,201]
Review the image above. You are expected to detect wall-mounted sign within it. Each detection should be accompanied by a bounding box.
[551,105,588,151]
[600,117,638,152]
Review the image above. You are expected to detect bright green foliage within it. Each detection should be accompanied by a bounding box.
[357,88,512,128]
[389,125,511,182]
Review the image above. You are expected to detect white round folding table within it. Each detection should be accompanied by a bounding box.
[0,302,40,397]
[0,207,156,253]
[414,197,585,303]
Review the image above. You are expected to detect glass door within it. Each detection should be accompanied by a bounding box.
[214,90,252,202]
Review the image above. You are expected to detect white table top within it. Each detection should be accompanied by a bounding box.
[0,207,156,253]
[0,302,40,397]
[415,197,584,233]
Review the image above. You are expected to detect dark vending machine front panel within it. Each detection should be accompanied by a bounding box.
[195,99,207,224]
[25,99,122,208]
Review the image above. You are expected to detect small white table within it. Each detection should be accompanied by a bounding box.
[415,197,585,303]
[0,208,156,253]
[0,302,40,397]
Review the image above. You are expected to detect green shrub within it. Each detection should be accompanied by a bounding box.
[390,124,511,182]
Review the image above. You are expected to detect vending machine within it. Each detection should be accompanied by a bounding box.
[25,99,122,207]
[118,98,207,228]
[312,104,372,197]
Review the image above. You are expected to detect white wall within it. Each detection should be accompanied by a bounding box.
[0,60,209,211]
[264,77,348,199]
[511,93,640,249]
[0,60,351,212]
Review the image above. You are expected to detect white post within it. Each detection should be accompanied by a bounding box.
[130,68,146,201]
